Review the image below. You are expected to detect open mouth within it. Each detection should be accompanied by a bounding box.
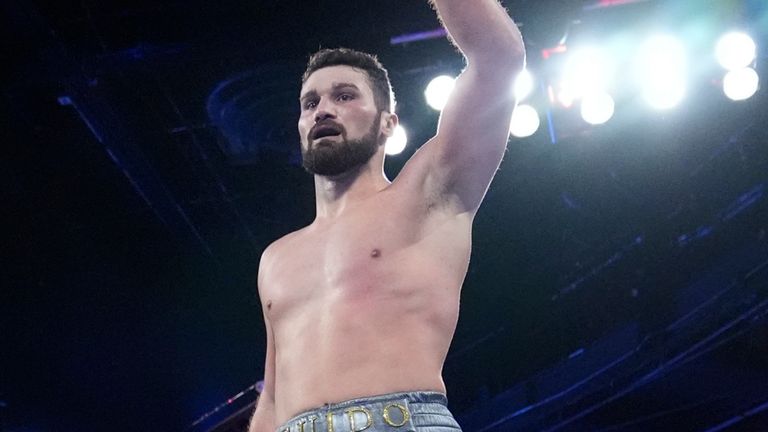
[311,123,343,140]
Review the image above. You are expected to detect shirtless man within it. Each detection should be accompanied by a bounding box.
[249,1,524,431]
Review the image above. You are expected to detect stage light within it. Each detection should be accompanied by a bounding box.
[556,87,576,108]
[716,32,757,71]
[561,48,613,99]
[637,35,687,109]
[643,79,686,110]
[510,104,540,138]
[514,69,535,101]
[723,67,759,101]
[581,92,615,125]
[385,125,408,155]
[425,75,456,111]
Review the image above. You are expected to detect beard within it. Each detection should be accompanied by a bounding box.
[301,114,381,177]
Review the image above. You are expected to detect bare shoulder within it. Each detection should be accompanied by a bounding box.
[257,227,310,290]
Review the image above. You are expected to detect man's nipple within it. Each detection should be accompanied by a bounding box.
[370,248,381,258]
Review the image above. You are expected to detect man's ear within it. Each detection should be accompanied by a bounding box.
[381,112,399,137]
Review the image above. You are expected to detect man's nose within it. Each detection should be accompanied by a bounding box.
[314,99,337,122]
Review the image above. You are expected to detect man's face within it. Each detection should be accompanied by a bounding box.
[298,66,384,176]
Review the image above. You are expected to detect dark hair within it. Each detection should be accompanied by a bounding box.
[302,48,396,113]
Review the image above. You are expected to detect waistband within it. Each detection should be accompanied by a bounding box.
[276,391,448,432]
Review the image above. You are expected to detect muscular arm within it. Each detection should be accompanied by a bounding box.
[400,0,525,214]
[248,253,277,432]
[248,311,276,432]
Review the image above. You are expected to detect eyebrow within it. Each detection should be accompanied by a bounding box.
[300,82,361,102]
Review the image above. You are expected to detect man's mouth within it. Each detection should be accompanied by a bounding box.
[310,122,343,140]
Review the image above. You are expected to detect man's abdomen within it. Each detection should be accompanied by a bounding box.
[272,274,460,424]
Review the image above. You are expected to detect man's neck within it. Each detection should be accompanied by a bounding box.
[313,162,390,220]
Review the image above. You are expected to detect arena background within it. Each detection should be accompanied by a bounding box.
[2,1,767,431]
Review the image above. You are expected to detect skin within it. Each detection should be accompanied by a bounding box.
[249,1,525,430]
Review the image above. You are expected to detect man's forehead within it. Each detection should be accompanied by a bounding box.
[300,66,370,95]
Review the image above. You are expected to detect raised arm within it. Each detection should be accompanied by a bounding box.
[399,0,525,215]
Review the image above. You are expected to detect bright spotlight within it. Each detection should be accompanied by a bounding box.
[716,32,757,71]
[510,104,540,138]
[425,75,456,111]
[581,92,615,125]
[644,79,686,110]
[556,87,576,108]
[385,125,408,155]
[562,48,613,99]
[723,67,760,101]
[637,35,687,109]
[514,69,535,101]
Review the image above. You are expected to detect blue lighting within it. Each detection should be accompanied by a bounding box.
[390,28,447,45]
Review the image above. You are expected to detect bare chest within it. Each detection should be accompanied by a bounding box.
[264,202,428,317]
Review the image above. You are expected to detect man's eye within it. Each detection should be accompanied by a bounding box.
[303,101,317,110]
[337,93,354,102]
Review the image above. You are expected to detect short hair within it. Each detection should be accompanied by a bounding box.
[302,48,396,113]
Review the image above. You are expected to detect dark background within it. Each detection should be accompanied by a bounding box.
[2,1,767,431]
